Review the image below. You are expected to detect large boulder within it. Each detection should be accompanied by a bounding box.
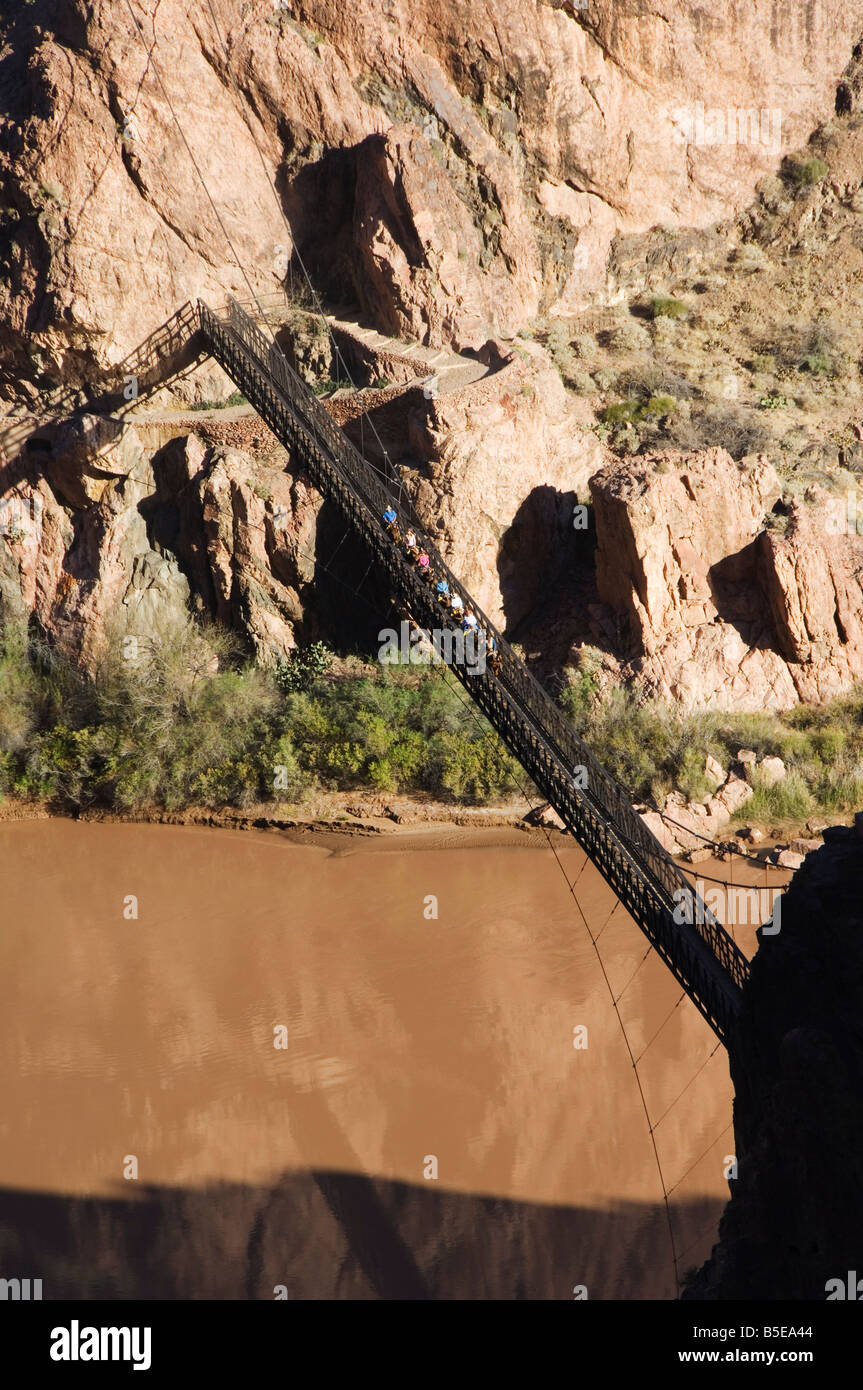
[590,451,863,710]
[407,347,603,628]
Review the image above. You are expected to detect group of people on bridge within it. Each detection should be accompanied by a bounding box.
[382,505,501,674]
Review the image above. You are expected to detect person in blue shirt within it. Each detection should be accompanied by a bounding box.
[382,505,400,541]
[436,578,450,604]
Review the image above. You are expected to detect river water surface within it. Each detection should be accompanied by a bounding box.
[0,819,779,1299]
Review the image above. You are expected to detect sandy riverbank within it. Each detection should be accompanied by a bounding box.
[0,788,820,866]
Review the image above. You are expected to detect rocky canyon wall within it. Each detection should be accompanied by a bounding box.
[2,1,863,707]
[2,0,862,389]
[589,451,863,710]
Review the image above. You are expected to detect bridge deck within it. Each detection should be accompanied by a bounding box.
[194,297,750,1044]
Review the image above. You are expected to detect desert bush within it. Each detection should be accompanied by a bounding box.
[602,394,676,426]
[650,296,688,320]
[739,771,814,823]
[665,403,770,459]
[593,368,617,392]
[797,327,841,378]
[603,399,642,425]
[643,394,676,418]
[784,156,829,189]
[749,352,777,374]
[191,391,247,411]
[0,623,40,755]
[312,377,352,395]
[543,319,576,381]
[274,641,333,693]
[572,333,597,360]
[609,322,652,353]
[560,650,603,722]
[545,319,572,358]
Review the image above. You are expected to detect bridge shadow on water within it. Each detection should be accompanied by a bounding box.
[0,1176,722,1301]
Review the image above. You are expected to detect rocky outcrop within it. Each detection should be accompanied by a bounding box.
[685,819,863,1300]
[589,451,863,710]
[2,0,862,389]
[0,423,321,670]
[759,492,863,702]
[640,772,754,857]
[406,345,603,628]
[197,446,320,663]
[0,320,604,661]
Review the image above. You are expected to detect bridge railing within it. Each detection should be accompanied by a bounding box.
[198,297,750,994]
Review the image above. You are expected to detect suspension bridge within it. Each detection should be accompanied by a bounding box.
[148,294,750,1045]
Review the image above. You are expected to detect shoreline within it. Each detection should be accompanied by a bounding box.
[0,790,826,862]
[0,792,550,854]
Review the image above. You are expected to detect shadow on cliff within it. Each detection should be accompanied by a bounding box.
[498,486,591,637]
[281,146,360,309]
[707,537,781,654]
[312,497,396,655]
[0,1174,722,1301]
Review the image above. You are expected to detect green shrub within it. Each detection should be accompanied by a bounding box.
[784,156,829,189]
[643,394,676,417]
[603,399,642,424]
[737,771,814,823]
[312,377,352,395]
[799,350,834,377]
[810,727,847,761]
[677,745,712,804]
[0,624,40,754]
[650,296,688,320]
[274,641,333,693]
[811,764,863,812]
[602,394,675,426]
[560,654,602,724]
[190,391,247,411]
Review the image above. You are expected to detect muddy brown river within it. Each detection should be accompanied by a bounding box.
[0,819,782,1299]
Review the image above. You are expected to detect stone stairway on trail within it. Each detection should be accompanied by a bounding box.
[323,309,489,396]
